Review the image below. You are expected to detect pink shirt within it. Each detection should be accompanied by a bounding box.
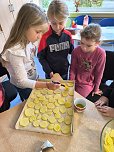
[70,46,106,97]
[0,84,4,107]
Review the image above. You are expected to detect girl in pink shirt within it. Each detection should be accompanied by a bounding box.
[70,23,106,97]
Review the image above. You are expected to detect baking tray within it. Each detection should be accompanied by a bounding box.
[15,79,75,136]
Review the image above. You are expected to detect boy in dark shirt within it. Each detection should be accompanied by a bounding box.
[38,0,74,80]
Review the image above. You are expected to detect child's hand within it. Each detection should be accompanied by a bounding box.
[50,72,54,78]
[51,73,63,81]
[46,82,60,90]
[96,106,114,117]
[92,89,103,96]
[95,96,109,107]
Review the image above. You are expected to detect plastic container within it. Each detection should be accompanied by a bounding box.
[100,119,114,152]
[72,20,77,28]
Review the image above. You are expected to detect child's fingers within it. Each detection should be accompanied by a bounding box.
[97,90,103,95]
[95,98,107,107]
[94,100,100,105]
[101,112,110,117]
[47,82,60,90]
[97,106,108,112]
[92,92,94,96]
[93,90,103,96]
[50,72,54,78]
[95,100,102,106]
[96,106,114,117]
[51,82,60,90]
[54,84,61,89]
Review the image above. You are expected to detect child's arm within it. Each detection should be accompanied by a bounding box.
[69,49,77,80]
[38,35,53,75]
[8,53,60,90]
[35,81,60,90]
[95,96,109,107]
[38,51,53,75]
[9,54,36,89]
[96,106,114,117]
[92,89,103,96]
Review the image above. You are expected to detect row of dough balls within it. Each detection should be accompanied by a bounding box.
[31,87,74,97]
[20,116,71,134]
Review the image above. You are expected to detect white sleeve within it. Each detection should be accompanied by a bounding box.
[9,53,36,89]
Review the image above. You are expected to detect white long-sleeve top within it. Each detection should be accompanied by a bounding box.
[2,42,37,89]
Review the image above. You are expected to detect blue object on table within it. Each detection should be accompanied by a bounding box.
[99,18,114,27]
[74,15,92,25]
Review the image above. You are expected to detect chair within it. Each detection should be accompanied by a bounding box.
[99,18,114,27]
[99,18,114,50]
[74,15,92,25]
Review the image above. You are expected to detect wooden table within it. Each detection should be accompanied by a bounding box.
[0,92,111,152]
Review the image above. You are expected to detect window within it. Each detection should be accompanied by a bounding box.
[40,0,114,12]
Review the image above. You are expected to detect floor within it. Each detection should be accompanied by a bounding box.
[10,44,114,109]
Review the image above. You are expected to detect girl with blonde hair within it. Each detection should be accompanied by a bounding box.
[1,3,60,100]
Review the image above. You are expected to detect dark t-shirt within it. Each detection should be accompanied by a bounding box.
[38,26,74,75]
[103,81,114,107]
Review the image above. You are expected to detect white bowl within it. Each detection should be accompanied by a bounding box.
[74,98,86,112]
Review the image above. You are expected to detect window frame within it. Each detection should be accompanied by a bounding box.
[39,0,114,13]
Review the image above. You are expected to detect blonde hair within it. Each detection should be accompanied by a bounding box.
[47,0,69,21]
[2,3,48,54]
[80,23,101,42]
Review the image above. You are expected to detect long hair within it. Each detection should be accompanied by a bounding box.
[1,3,48,55]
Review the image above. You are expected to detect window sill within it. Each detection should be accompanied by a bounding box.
[70,12,114,18]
